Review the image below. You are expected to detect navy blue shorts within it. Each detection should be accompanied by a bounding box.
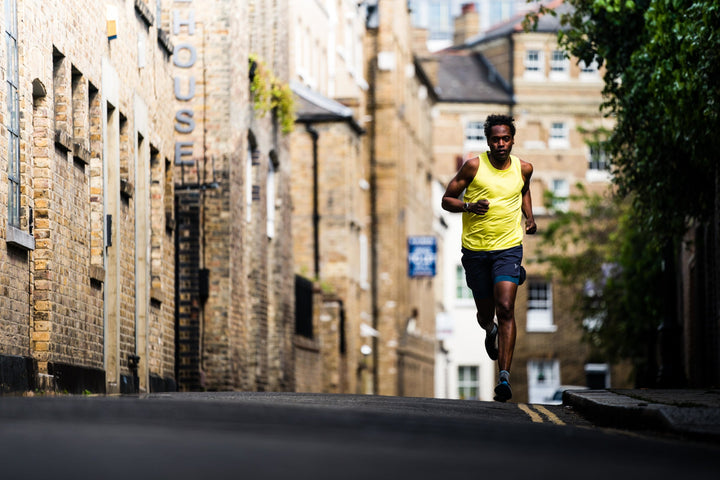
[461,245,523,299]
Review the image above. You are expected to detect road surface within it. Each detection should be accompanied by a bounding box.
[0,392,717,479]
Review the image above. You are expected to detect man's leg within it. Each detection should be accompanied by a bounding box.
[474,296,495,331]
[473,295,498,360]
[463,249,498,360]
[494,281,518,372]
[493,280,518,401]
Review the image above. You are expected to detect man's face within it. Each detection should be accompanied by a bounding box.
[487,125,514,162]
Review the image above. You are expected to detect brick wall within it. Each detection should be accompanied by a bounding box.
[0,0,176,393]
[367,0,437,397]
[171,0,295,392]
[290,118,370,394]
[175,190,202,390]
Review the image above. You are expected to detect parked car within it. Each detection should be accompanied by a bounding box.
[544,385,589,405]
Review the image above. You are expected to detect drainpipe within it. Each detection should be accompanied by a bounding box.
[369,26,380,395]
[509,33,515,116]
[305,124,320,279]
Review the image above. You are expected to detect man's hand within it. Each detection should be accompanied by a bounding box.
[525,218,537,235]
[466,199,489,215]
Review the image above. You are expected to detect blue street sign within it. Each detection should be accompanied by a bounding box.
[408,236,436,277]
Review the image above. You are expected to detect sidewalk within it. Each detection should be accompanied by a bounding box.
[563,389,720,443]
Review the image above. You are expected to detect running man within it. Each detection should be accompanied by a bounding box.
[441,114,536,402]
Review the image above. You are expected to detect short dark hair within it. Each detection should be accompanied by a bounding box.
[484,114,516,139]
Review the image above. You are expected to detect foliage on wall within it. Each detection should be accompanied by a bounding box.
[249,54,295,134]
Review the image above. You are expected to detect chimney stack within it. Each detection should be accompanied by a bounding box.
[454,2,480,46]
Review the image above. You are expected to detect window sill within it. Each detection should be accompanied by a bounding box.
[454,298,476,308]
[526,324,558,333]
[294,335,319,352]
[7,226,35,251]
[89,265,105,283]
[586,169,612,183]
[523,72,545,81]
[55,130,72,152]
[151,287,163,307]
[73,141,91,165]
[523,140,547,150]
[548,140,570,150]
[549,72,570,81]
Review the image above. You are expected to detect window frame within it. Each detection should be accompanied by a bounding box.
[463,120,487,157]
[524,49,544,79]
[527,359,561,403]
[548,121,569,149]
[550,178,570,213]
[586,143,612,183]
[588,144,610,171]
[526,280,556,332]
[464,120,486,143]
[549,50,569,80]
[455,264,473,302]
[6,0,21,229]
[579,59,600,80]
[457,365,480,400]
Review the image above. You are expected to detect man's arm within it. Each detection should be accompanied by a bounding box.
[520,160,537,234]
[441,157,489,215]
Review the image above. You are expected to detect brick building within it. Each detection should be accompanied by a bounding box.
[288,0,371,394]
[169,0,295,392]
[422,0,633,402]
[0,0,176,394]
[288,1,438,397]
[290,82,368,393]
[365,0,437,397]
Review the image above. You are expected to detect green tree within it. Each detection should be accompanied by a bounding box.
[559,0,720,241]
[538,187,663,386]
[528,0,719,384]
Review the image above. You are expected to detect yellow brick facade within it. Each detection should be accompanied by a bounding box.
[289,0,372,395]
[289,0,437,397]
[170,0,295,392]
[2,1,438,398]
[0,0,176,393]
[366,0,436,397]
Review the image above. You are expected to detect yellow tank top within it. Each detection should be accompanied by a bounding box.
[462,152,524,251]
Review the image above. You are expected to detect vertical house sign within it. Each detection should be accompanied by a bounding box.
[172,0,197,169]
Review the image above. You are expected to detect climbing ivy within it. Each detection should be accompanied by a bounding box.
[249,53,295,134]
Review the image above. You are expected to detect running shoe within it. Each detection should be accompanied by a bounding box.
[485,324,498,360]
[494,379,512,402]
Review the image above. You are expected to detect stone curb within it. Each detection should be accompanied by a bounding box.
[564,390,720,443]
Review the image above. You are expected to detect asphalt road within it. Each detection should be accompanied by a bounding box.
[0,392,717,479]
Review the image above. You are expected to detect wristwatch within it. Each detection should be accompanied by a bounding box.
[463,202,469,212]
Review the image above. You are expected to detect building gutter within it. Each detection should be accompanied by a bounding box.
[304,123,321,279]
